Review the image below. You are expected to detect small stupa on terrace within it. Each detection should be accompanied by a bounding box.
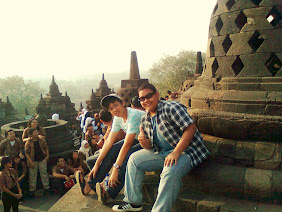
[38,75,77,124]
[0,96,18,127]
[86,74,113,114]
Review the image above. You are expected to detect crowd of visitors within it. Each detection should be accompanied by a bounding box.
[0,84,209,212]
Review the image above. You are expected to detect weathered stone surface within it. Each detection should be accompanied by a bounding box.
[220,198,258,212]
[219,11,241,36]
[227,32,254,56]
[244,168,272,199]
[203,134,220,155]
[254,142,281,169]
[215,56,237,78]
[197,196,225,212]
[235,141,255,161]
[218,139,237,157]
[272,170,282,203]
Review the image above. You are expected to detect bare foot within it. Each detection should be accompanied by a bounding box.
[83,180,92,195]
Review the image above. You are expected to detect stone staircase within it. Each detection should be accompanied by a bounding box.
[49,171,281,212]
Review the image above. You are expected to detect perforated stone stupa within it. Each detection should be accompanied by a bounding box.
[181,0,281,204]
[117,51,148,106]
[86,74,112,113]
[37,76,77,124]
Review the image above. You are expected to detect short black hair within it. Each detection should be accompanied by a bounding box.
[131,96,142,108]
[99,110,112,122]
[57,157,65,163]
[28,128,37,137]
[5,129,14,137]
[100,94,123,109]
[138,83,157,94]
[1,156,11,167]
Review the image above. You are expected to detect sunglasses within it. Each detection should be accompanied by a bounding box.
[138,92,155,102]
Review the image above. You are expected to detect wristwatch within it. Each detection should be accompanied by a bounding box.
[113,163,120,169]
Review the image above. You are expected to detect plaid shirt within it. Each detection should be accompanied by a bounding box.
[141,100,209,167]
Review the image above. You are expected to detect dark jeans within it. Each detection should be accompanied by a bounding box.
[2,186,19,212]
[87,139,142,199]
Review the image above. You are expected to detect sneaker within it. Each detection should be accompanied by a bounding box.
[112,202,143,211]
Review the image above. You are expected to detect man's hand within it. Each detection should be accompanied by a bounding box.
[164,151,181,166]
[88,164,99,181]
[65,175,70,182]
[138,126,152,149]
[15,193,23,199]
[109,168,120,188]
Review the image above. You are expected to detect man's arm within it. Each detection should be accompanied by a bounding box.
[164,123,196,166]
[88,131,119,180]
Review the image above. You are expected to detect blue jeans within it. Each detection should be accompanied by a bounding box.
[123,149,192,212]
[87,139,142,199]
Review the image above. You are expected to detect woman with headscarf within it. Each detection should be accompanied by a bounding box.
[78,140,92,161]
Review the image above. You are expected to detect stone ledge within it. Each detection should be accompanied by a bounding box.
[49,172,281,212]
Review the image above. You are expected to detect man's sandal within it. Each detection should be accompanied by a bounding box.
[75,171,86,195]
[96,182,109,204]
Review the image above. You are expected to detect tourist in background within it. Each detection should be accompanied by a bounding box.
[25,128,51,197]
[67,150,84,174]
[52,157,75,196]
[22,119,46,143]
[0,156,22,212]
[0,129,24,159]
[12,155,27,203]
[167,90,179,100]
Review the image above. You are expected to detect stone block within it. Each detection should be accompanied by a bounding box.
[262,83,282,91]
[203,134,220,155]
[258,29,282,53]
[216,165,246,198]
[222,90,268,103]
[218,139,237,158]
[220,198,258,212]
[209,16,220,37]
[257,203,282,212]
[266,91,282,102]
[212,118,248,140]
[197,196,225,212]
[220,11,241,36]
[227,32,254,56]
[235,141,255,161]
[215,56,237,78]
[254,142,280,168]
[212,1,228,18]
[235,83,261,91]
[174,191,207,212]
[198,117,214,136]
[272,170,282,202]
[260,0,282,7]
[244,168,272,199]
[264,104,282,116]
[249,122,282,141]
[242,7,274,32]
[228,0,262,11]
[238,53,272,77]
[211,35,228,57]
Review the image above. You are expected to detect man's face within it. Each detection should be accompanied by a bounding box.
[139,88,159,113]
[108,101,126,117]
[58,158,65,168]
[7,131,15,140]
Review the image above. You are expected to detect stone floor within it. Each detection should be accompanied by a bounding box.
[0,189,61,212]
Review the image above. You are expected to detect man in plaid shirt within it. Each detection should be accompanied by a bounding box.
[113,83,209,212]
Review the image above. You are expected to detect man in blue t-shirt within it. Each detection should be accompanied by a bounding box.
[76,94,145,204]
[113,83,209,212]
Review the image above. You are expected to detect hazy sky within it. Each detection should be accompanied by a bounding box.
[0,0,217,80]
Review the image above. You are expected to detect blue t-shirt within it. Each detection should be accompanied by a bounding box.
[111,108,145,139]
[151,115,174,156]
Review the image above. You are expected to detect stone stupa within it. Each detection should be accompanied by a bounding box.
[86,73,112,113]
[180,0,281,204]
[117,51,148,106]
